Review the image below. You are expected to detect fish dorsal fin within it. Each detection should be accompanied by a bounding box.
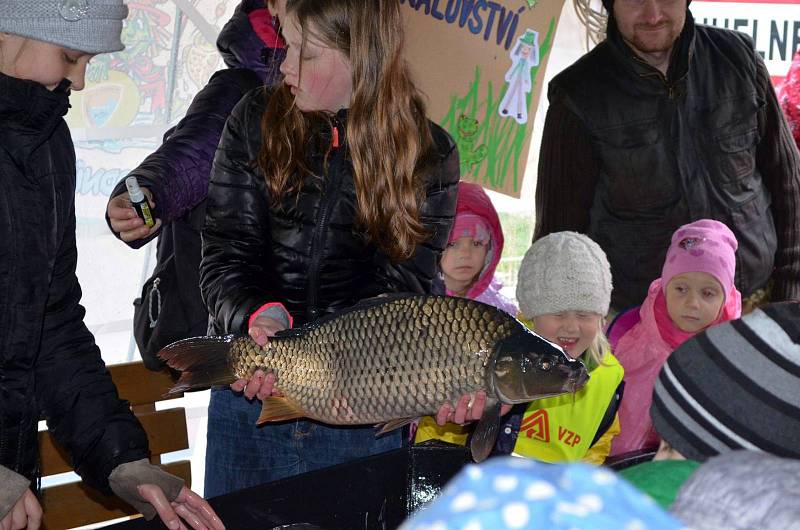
[375,417,417,436]
[257,397,306,425]
[270,293,423,339]
[469,399,502,463]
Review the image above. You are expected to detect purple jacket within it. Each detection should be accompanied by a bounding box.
[107,0,285,246]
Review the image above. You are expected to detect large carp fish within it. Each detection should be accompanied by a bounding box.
[158,294,589,461]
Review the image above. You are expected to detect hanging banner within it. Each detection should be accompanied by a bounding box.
[691,0,800,84]
[401,0,565,198]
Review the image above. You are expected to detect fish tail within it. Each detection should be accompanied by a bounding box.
[157,336,236,394]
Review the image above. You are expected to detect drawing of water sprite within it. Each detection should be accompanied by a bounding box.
[499,29,540,125]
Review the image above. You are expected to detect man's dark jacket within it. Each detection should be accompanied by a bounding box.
[0,73,149,490]
[535,11,800,308]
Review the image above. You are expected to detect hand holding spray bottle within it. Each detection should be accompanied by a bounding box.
[125,176,155,228]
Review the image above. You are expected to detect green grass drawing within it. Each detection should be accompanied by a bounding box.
[442,17,556,195]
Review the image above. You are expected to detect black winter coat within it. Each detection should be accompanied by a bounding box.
[0,73,149,490]
[202,89,460,334]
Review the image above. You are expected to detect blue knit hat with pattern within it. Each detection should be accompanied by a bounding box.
[400,457,688,530]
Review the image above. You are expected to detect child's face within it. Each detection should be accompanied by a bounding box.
[532,311,602,359]
[665,271,725,333]
[279,14,353,113]
[0,34,93,91]
[440,236,488,295]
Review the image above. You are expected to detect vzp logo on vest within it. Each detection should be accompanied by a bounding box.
[521,409,550,442]
[520,409,582,447]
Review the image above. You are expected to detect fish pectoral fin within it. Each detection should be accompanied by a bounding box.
[375,417,416,436]
[256,397,306,425]
[469,399,502,463]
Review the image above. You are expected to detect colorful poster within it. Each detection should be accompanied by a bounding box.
[67,0,236,364]
[401,0,565,197]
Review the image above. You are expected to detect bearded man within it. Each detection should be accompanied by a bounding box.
[533,0,800,311]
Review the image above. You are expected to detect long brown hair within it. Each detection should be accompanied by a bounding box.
[257,0,436,262]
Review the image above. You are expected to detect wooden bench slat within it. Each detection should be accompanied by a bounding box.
[41,461,191,530]
[109,363,183,406]
[39,408,190,476]
[39,362,193,529]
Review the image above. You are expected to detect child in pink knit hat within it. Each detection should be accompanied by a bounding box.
[610,219,742,457]
[438,182,517,315]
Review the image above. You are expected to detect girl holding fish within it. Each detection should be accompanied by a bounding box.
[494,232,625,464]
[199,0,461,495]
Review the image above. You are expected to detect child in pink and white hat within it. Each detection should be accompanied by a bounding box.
[610,219,742,457]
[439,182,517,315]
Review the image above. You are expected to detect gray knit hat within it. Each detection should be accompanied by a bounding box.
[516,232,612,318]
[0,0,128,54]
[651,302,800,462]
[670,451,800,530]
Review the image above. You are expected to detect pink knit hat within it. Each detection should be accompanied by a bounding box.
[661,219,738,296]
[448,213,492,246]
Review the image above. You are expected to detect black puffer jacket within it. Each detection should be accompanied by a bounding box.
[0,73,149,490]
[202,89,460,333]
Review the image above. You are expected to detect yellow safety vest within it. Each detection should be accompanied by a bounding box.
[512,351,624,462]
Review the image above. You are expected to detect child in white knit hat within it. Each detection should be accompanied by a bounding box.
[494,231,623,465]
[0,2,222,529]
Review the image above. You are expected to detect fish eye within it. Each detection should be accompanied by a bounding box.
[537,356,553,372]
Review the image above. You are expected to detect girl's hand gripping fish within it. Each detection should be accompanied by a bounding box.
[158,294,589,462]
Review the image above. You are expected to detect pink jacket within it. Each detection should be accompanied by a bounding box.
[610,278,741,456]
[779,50,800,150]
[445,182,518,316]
[473,276,518,316]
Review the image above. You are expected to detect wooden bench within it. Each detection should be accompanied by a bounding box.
[38,362,192,529]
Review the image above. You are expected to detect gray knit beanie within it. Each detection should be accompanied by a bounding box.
[516,232,612,318]
[0,0,128,54]
[670,451,800,530]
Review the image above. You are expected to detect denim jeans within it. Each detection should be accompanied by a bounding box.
[204,386,404,497]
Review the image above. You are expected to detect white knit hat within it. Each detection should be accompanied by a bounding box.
[0,0,128,54]
[516,231,612,318]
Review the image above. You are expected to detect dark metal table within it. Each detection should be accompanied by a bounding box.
[106,443,471,530]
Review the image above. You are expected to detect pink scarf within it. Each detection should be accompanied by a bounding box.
[653,285,742,350]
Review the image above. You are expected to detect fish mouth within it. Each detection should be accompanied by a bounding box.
[568,370,591,393]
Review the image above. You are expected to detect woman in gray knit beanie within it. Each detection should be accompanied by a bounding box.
[0,2,224,529]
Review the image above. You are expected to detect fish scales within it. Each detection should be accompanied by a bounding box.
[159,294,590,462]
[227,296,511,424]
